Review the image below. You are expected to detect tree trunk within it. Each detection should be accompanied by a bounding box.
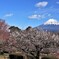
[35,51,40,59]
[34,45,42,59]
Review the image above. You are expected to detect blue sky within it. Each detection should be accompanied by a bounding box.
[0,0,59,29]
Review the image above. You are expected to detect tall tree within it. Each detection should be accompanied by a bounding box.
[9,26,59,59]
[0,19,9,40]
[0,19,10,50]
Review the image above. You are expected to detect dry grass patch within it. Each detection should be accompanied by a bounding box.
[0,54,9,59]
[0,55,5,59]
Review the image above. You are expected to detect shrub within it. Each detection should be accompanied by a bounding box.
[0,51,4,55]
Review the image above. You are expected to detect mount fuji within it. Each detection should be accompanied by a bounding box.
[35,19,59,32]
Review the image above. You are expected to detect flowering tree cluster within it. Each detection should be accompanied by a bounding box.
[0,19,59,59]
[8,26,59,59]
[0,19,10,53]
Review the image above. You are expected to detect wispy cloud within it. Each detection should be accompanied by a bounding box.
[4,13,14,17]
[47,14,51,17]
[35,1,48,8]
[28,14,45,19]
[56,2,59,4]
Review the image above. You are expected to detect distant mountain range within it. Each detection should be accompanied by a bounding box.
[35,19,59,32]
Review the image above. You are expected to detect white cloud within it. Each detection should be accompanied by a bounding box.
[56,2,59,4]
[28,14,45,19]
[4,13,14,17]
[35,1,48,8]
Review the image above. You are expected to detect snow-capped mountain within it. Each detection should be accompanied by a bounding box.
[44,19,59,25]
[35,19,59,32]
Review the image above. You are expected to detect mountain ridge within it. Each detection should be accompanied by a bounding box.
[35,19,59,32]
